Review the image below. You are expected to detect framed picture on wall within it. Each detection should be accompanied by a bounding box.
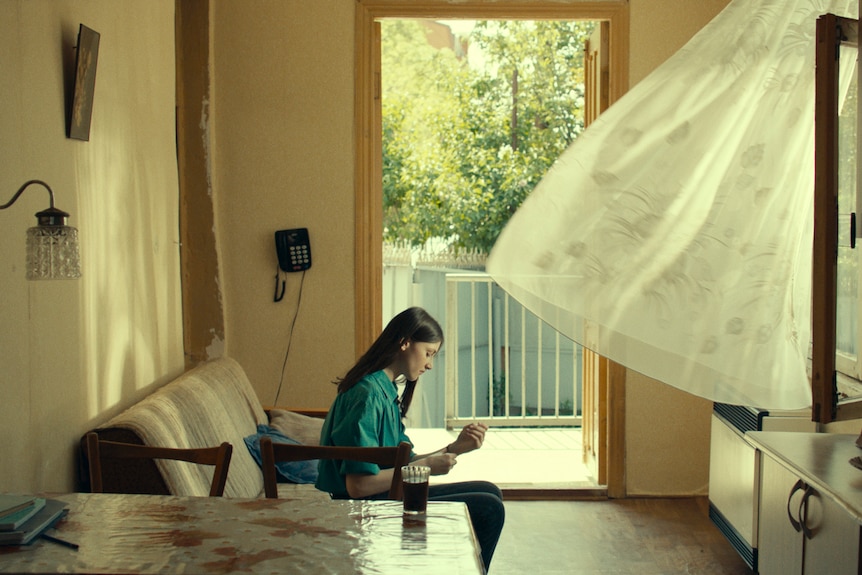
[68,24,100,141]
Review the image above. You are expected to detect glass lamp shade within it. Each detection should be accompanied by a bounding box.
[25,224,81,280]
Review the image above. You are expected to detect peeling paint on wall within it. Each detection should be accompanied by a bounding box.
[206,330,225,360]
[200,97,213,196]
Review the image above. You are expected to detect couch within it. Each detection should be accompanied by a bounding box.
[80,357,326,498]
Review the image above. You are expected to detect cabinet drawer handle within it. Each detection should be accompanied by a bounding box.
[787,479,805,532]
[799,485,815,539]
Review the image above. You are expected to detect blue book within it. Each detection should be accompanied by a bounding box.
[0,498,46,531]
[0,495,37,519]
[0,499,68,546]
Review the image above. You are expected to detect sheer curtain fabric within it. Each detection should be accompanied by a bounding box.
[488,0,858,409]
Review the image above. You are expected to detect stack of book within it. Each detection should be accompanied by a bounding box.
[0,495,69,546]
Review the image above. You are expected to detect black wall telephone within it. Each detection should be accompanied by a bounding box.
[275,228,312,272]
[273,228,311,302]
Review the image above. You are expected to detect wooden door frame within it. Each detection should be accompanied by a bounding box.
[582,18,626,498]
[354,0,629,496]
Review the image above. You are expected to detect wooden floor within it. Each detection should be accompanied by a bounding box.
[491,497,755,575]
[410,428,753,574]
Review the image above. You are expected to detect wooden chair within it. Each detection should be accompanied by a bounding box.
[85,432,233,497]
[260,437,412,499]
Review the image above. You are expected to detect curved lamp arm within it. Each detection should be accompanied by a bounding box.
[1,179,70,225]
[2,179,81,280]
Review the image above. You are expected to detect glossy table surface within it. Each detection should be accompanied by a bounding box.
[0,492,485,574]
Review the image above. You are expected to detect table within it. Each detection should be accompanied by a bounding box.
[0,492,485,574]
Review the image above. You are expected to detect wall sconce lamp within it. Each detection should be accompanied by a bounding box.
[1,179,81,280]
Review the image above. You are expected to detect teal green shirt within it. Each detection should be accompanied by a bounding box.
[315,370,413,498]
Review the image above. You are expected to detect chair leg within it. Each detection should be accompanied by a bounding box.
[389,442,411,501]
[209,442,233,497]
[85,432,104,494]
[260,437,279,498]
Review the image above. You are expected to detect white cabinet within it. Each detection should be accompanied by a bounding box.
[758,455,803,574]
[750,432,862,575]
[707,405,814,571]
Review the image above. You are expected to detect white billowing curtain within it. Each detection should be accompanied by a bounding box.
[487,0,858,409]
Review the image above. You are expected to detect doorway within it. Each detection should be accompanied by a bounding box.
[354,0,630,497]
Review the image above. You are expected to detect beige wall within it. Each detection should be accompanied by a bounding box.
[625,0,731,496]
[0,0,183,493]
[210,0,357,411]
[629,0,732,85]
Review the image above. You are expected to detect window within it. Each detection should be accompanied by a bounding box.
[836,49,862,384]
[813,13,861,423]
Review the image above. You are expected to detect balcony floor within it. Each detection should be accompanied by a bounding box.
[408,427,597,491]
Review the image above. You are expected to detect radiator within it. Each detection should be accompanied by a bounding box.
[708,404,762,571]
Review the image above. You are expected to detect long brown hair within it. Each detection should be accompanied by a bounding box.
[335,307,443,417]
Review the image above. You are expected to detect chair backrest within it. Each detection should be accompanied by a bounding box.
[260,437,412,499]
[85,432,233,497]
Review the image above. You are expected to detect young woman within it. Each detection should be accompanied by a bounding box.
[316,306,505,571]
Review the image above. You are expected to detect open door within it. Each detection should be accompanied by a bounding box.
[582,346,607,485]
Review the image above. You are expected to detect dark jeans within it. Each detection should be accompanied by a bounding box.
[428,480,505,572]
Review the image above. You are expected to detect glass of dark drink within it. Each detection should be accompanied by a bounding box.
[401,465,430,515]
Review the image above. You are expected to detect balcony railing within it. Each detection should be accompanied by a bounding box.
[444,273,582,428]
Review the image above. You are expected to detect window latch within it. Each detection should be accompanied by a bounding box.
[839,212,856,249]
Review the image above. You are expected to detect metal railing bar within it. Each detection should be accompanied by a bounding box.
[574,341,580,417]
[520,305,526,417]
[537,314,543,419]
[487,283,494,418]
[505,292,511,418]
[555,330,561,417]
[446,279,459,421]
[470,281,477,419]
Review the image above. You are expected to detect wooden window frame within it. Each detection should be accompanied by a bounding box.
[813,13,860,423]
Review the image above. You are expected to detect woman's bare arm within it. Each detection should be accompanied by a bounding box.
[345,468,397,498]
[344,423,488,498]
[345,449,459,497]
[412,422,488,460]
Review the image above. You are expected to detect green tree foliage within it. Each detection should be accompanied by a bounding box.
[382,19,595,253]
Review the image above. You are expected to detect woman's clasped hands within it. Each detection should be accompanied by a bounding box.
[419,422,489,476]
[450,422,488,455]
